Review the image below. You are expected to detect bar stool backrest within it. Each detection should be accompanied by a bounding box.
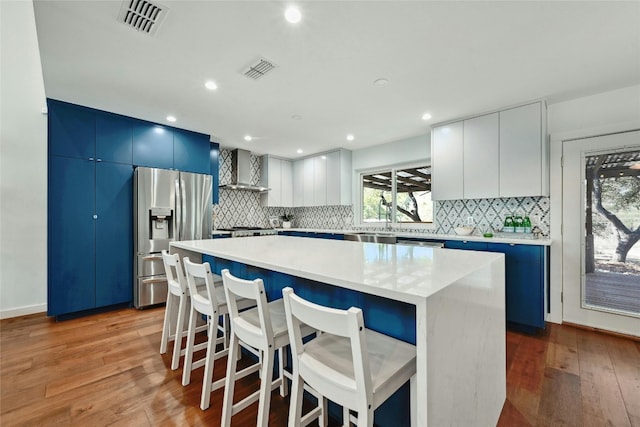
[282,287,373,412]
[221,269,274,351]
[183,257,218,317]
[162,250,186,295]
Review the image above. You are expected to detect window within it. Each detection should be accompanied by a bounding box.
[361,164,433,226]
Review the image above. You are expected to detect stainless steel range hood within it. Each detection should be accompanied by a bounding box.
[219,148,270,192]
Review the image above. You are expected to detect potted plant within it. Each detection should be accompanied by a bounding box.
[282,213,294,229]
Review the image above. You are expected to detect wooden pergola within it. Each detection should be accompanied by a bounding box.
[362,167,431,193]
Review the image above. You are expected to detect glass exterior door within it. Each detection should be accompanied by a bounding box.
[562,130,640,336]
[584,150,640,316]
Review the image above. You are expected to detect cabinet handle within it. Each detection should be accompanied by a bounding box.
[509,243,515,246]
[89,157,94,161]
[96,158,102,162]
[142,255,163,261]
[93,214,98,220]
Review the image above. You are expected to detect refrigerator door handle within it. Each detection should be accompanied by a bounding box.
[180,177,187,241]
[175,178,182,241]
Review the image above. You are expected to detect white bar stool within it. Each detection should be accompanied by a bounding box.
[282,287,417,427]
[182,257,254,411]
[220,269,322,427]
[159,250,209,370]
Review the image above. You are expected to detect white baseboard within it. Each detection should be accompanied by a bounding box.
[0,303,47,319]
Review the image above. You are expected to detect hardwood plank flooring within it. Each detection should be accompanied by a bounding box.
[2,307,639,426]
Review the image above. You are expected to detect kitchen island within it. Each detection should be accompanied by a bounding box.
[171,235,506,426]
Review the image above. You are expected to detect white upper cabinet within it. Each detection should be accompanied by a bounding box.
[292,160,303,207]
[292,149,352,207]
[325,149,352,205]
[431,121,464,200]
[303,157,315,207]
[313,156,327,205]
[432,101,547,200]
[260,156,293,207]
[499,102,546,197]
[463,113,499,199]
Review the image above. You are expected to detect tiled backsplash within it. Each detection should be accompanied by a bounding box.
[214,148,549,235]
[434,196,550,236]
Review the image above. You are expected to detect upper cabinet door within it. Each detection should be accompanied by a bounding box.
[133,123,174,169]
[313,156,327,205]
[500,102,545,197]
[325,150,341,205]
[174,129,210,174]
[281,159,293,207]
[303,157,315,206]
[48,100,95,159]
[96,112,133,164]
[431,121,464,200]
[463,113,499,199]
[292,160,304,207]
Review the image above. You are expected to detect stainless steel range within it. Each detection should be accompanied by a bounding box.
[217,227,278,238]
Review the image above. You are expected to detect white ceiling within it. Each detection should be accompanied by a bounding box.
[33,1,640,158]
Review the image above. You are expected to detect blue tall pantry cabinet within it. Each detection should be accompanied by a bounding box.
[47,99,216,317]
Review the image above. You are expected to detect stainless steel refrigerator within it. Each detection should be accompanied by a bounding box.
[133,167,212,308]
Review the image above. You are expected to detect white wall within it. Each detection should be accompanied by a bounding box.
[546,84,640,324]
[352,133,430,172]
[0,1,49,318]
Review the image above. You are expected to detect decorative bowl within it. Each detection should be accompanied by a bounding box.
[454,226,474,236]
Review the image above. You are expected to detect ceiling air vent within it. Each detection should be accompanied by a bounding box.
[243,58,277,80]
[118,0,168,36]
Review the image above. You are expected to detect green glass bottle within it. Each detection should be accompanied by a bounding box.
[504,214,514,232]
[523,216,532,233]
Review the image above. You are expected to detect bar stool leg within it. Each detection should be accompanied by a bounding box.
[257,347,275,427]
[288,372,304,427]
[159,292,175,354]
[182,307,198,386]
[199,315,217,410]
[171,294,188,370]
[221,333,240,427]
[278,347,289,397]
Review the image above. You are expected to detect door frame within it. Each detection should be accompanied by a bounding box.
[550,122,640,336]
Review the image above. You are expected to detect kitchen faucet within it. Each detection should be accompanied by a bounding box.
[380,195,392,231]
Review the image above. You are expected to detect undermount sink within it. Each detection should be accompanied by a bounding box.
[344,233,397,244]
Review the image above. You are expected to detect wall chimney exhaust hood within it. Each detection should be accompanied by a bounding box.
[219,149,270,192]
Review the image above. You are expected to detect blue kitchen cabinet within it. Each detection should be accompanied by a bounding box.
[443,239,546,331]
[48,99,95,160]
[444,240,488,251]
[210,142,219,204]
[487,243,545,330]
[173,128,210,174]
[96,112,133,164]
[132,122,174,169]
[48,156,96,316]
[95,162,133,307]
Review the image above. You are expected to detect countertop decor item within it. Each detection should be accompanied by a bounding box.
[454,226,474,236]
[282,212,294,229]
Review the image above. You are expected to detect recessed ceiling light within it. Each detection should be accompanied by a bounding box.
[291,114,302,120]
[284,6,301,24]
[166,115,176,122]
[422,113,432,121]
[205,80,218,90]
[373,78,389,86]
[321,155,327,160]
[346,134,354,141]
[297,149,303,154]
[244,135,252,142]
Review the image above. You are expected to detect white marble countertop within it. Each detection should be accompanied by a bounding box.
[172,235,504,305]
[272,227,552,246]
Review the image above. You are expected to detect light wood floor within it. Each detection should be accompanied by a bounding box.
[1,306,639,426]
